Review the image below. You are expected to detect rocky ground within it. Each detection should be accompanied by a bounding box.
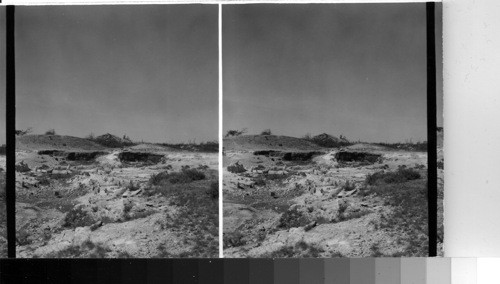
[223,134,444,257]
[15,134,218,258]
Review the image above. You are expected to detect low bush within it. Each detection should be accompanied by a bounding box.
[63,206,95,228]
[223,232,246,248]
[149,168,206,186]
[45,240,110,258]
[341,180,356,191]
[227,163,246,174]
[160,141,218,153]
[253,177,266,187]
[375,141,427,151]
[260,129,272,135]
[225,128,247,137]
[207,181,218,200]
[365,167,421,186]
[278,207,310,229]
[262,241,337,258]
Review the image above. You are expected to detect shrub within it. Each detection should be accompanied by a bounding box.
[227,162,246,174]
[260,129,272,135]
[148,168,206,186]
[15,128,33,136]
[342,180,356,191]
[262,241,331,258]
[253,177,266,187]
[278,207,309,229]
[15,162,31,173]
[223,232,246,248]
[225,128,247,137]
[37,176,51,186]
[366,168,421,186]
[45,240,110,258]
[45,129,56,135]
[93,133,135,148]
[207,181,218,200]
[63,206,95,228]
[160,141,218,153]
[196,141,218,153]
[126,181,140,191]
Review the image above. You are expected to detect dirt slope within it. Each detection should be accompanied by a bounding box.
[16,135,106,151]
[224,135,322,151]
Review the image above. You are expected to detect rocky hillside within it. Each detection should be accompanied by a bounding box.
[224,135,321,151]
[16,135,106,151]
[92,133,134,148]
[308,133,350,148]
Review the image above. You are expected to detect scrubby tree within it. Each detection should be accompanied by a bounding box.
[260,129,272,135]
[225,128,247,137]
[15,127,32,136]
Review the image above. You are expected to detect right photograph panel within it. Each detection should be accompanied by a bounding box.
[223,3,443,257]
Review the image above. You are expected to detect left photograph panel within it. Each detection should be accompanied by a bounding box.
[14,5,219,258]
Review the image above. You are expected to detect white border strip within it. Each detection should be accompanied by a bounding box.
[218,3,224,258]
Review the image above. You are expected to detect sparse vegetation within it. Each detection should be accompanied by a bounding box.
[262,241,336,258]
[44,240,110,258]
[365,175,428,256]
[225,128,247,137]
[365,167,421,186]
[278,207,310,229]
[63,206,96,228]
[223,232,246,248]
[91,133,135,148]
[16,132,219,258]
[341,180,356,192]
[375,141,427,151]
[260,129,272,135]
[333,200,370,223]
[148,168,206,186]
[304,133,351,148]
[154,186,218,257]
[15,127,33,136]
[223,130,438,258]
[160,141,218,153]
[370,243,384,257]
[253,177,266,187]
[227,162,246,174]
[207,181,218,200]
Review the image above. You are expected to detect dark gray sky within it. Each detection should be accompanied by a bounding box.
[223,3,443,143]
[15,5,218,143]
